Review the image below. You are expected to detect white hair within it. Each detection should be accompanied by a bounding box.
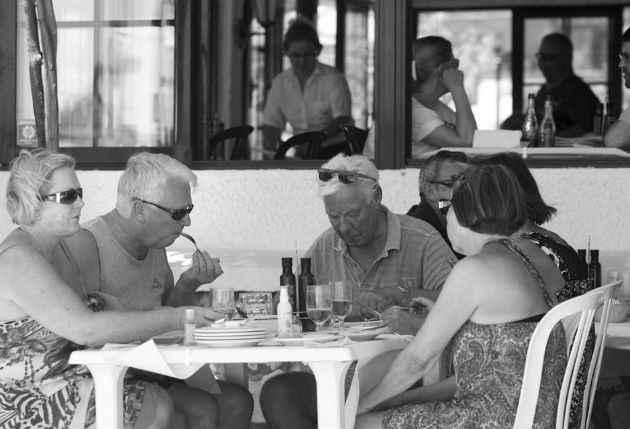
[116,152,198,217]
[317,154,379,202]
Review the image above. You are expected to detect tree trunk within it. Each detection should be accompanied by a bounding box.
[21,0,46,148]
[20,0,59,152]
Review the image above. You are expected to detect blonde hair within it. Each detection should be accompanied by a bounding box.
[116,152,198,217]
[6,149,77,225]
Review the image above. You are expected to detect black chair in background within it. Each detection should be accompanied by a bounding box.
[274,131,327,160]
[205,125,254,160]
[340,124,368,155]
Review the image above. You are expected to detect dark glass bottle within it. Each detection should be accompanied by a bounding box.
[593,103,603,136]
[538,96,556,147]
[522,93,539,147]
[280,257,297,311]
[587,249,602,289]
[298,258,316,331]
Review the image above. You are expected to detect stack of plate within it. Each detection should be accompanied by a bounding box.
[194,326,266,348]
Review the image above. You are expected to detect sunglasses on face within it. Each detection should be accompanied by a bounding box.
[39,187,83,204]
[428,179,455,188]
[135,198,194,221]
[318,168,377,184]
[438,199,452,215]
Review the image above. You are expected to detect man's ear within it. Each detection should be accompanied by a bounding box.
[373,185,383,205]
[421,181,436,200]
[132,199,147,223]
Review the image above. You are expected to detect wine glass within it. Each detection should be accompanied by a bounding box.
[306,284,333,332]
[211,287,235,320]
[331,281,353,329]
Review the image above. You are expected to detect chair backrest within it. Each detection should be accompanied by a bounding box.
[340,124,368,154]
[513,280,620,429]
[274,131,327,160]
[205,125,254,160]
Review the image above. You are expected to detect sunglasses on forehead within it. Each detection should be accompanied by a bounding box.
[318,168,377,184]
[39,187,83,204]
[134,198,194,221]
[438,199,452,215]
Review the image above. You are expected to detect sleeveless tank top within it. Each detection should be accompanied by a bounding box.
[84,217,172,311]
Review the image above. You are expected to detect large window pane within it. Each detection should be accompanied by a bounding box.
[102,0,175,21]
[54,0,94,21]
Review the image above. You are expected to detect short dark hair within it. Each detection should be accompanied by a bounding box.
[623,27,630,43]
[283,18,321,52]
[451,164,527,236]
[479,152,556,225]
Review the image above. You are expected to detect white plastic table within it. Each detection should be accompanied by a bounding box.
[69,338,408,429]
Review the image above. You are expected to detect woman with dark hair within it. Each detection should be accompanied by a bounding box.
[481,152,588,294]
[364,35,477,159]
[262,17,352,159]
[356,164,566,429]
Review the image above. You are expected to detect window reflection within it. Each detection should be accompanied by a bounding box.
[16,0,175,148]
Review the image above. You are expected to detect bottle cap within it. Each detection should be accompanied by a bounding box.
[281,257,293,265]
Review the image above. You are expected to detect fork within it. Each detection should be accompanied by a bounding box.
[180,232,199,252]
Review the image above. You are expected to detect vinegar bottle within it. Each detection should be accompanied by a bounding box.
[298,258,315,331]
[280,257,297,311]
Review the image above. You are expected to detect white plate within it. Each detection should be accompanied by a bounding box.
[272,333,338,346]
[194,329,265,336]
[195,333,266,340]
[195,338,262,348]
[195,327,265,334]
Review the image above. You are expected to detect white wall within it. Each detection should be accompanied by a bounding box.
[1,167,628,286]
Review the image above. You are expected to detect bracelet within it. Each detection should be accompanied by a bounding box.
[398,286,412,307]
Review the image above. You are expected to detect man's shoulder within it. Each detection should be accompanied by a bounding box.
[396,213,442,239]
[310,227,339,248]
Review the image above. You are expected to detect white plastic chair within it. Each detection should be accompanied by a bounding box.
[513,280,621,429]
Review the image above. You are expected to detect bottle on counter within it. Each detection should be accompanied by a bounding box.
[587,249,602,289]
[522,93,539,147]
[604,97,615,136]
[184,308,195,346]
[538,95,556,147]
[277,286,293,338]
[280,257,297,311]
[298,258,316,331]
[593,103,603,136]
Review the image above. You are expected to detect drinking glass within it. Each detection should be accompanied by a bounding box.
[306,284,333,332]
[331,281,353,329]
[211,287,235,320]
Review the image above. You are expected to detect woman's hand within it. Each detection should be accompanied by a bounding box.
[441,68,465,93]
[380,307,423,334]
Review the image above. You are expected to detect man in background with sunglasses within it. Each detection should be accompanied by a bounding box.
[261,154,457,429]
[407,150,468,259]
[501,33,599,137]
[58,152,254,429]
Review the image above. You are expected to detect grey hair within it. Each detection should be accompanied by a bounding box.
[317,154,379,202]
[116,152,198,217]
[418,150,469,191]
[6,149,77,226]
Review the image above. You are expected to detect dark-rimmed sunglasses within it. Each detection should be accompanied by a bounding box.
[135,198,194,221]
[438,199,452,215]
[318,168,376,184]
[39,187,83,204]
[428,179,455,188]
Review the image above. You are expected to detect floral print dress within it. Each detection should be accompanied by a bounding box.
[0,317,147,429]
[382,239,567,429]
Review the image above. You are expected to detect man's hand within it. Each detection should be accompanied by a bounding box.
[357,286,400,316]
[380,307,424,335]
[176,251,223,293]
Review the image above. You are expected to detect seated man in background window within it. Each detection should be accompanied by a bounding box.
[407,150,468,259]
[262,18,352,159]
[363,36,477,159]
[605,27,630,149]
[502,33,599,137]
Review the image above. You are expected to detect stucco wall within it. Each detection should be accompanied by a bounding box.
[1,167,629,286]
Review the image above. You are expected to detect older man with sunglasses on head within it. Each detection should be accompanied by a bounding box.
[407,150,469,259]
[260,154,456,429]
[55,152,254,429]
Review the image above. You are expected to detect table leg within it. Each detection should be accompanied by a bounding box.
[225,362,249,388]
[309,360,353,429]
[85,363,128,429]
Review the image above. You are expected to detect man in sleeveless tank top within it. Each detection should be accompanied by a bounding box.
[55,153,254,429]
